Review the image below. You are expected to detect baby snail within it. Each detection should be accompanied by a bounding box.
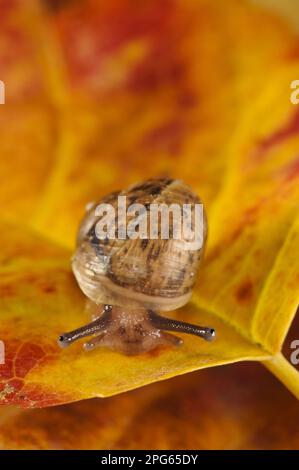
[58,178,215,355]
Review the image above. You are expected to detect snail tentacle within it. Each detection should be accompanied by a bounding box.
[148,310,215,342]
[158,331,183,347]
[84,333,106,351]
[58,307,111,348]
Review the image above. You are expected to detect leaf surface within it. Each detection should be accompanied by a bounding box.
[0,0,299,407]
[1,363,299,449]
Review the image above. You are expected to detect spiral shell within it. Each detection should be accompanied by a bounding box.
[72,178,207,311]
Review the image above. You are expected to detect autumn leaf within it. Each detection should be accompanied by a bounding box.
[0,0,299,409]
[1,362,299,450]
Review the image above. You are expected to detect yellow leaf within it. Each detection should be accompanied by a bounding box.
[1,362,299,449]
[0,0,299,407]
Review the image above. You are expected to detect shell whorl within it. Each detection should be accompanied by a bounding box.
[72,178,207,311]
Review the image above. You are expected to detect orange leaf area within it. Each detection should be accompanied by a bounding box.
[0,0,299,414]
[0,222,266,407]
[0,362,298,450]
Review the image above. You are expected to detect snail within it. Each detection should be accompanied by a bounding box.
[58,178,215,355]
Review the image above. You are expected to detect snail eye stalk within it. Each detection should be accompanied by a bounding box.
[58,308,111,348]
[148,310,215,342]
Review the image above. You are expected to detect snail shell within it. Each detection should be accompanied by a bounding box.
[72,178,207,311]
[58,178,214,355]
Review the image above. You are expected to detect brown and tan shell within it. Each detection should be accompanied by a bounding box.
[72,178,207,312]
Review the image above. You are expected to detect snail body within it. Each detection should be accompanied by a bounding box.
[58,178,215,355]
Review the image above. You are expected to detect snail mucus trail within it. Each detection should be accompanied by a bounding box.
[58,178,215,355]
